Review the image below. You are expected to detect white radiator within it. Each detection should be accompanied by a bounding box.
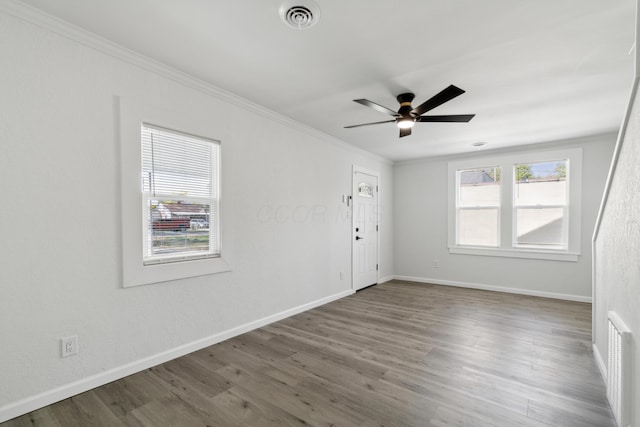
[607,311,632,427]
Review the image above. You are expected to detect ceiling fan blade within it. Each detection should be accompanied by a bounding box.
[417,114,475,123]
[353,99,399,117]
[399,127,412,138]
[344,120,395,129]
[411,85,465,116]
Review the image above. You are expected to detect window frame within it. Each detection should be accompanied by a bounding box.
[455,166,502,248]
[447,148,582,262]
[141,123,220,266]
[119,97,230,288]
[512,159,569,250]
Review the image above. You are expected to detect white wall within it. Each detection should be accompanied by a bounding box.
[394,134,615,301]
[593,82,640,425]
[0,8,393,420]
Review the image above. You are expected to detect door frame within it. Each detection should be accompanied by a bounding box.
[351,164,380,291]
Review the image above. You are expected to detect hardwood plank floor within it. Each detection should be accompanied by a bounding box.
[2,281,615,426]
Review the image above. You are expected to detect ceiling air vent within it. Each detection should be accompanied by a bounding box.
[279,0,320,29]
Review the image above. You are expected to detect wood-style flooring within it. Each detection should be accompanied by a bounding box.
[2,280,615,426]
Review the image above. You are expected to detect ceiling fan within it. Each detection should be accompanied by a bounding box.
[345,84,475,138]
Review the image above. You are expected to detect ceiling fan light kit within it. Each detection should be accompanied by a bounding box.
[397,118,415,129]
[345,85,475,138]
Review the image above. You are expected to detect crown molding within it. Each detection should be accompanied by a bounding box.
[0,0,392,165]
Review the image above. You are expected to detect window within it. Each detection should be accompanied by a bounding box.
[448,148,581,261]
[513,160,568,249]
[119,97,230,288]
[456,167,501,247]
[141,124,220,264]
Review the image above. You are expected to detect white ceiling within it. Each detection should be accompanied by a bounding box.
[20,0,636,161]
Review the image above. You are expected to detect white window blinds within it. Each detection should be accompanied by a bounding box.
[141,124,220,264]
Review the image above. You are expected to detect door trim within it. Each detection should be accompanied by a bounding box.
[352,165,380,291]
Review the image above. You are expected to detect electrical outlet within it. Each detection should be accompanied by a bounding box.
[61,335,78,358]
[432,260,440,269]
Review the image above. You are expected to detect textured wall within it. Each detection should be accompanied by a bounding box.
[0,9,393,418]
[594,84,640,426]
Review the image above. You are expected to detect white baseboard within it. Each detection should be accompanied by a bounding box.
[593,343,607,382]
[378,275,394,284]
[393,275,592,303]
[0,289,353,423]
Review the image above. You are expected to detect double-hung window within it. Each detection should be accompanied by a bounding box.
[120,97,229,288]
[456,167,501,247]
[448,148,581,261]
[513,160,568,250]
[141,124,220,265]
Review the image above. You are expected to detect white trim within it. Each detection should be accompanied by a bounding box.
[378,275,395,284]
[119,96,232,287]
[0,289,354,423]
[592,243,597,343]
[352,165,380,180]
[592,78,639,242]
[449,247,579,262]
[0,0,392,167]
[393,275,592,303]
[593,343,607,382]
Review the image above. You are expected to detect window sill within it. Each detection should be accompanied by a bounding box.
[448,246,579,262]
[124,256,231,288]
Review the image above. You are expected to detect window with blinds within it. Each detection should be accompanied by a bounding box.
[141,124,220,265]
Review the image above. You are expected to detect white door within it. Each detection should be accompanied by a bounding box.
[352,169,379,291]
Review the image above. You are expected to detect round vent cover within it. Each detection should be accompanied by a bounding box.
[279,0,320,29]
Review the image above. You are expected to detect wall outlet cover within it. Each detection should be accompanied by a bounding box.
[61,335,78,357]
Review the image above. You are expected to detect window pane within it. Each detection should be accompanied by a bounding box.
[514,161,567,206]
[142,125,218,199]
[146,201,213,257]
[141,124,220,264]
[458,208,499,247]
[515,207,565,247]
[459,167,500,207]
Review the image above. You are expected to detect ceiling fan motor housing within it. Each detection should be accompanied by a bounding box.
[396,93,415,106]
[396,93,416,125]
